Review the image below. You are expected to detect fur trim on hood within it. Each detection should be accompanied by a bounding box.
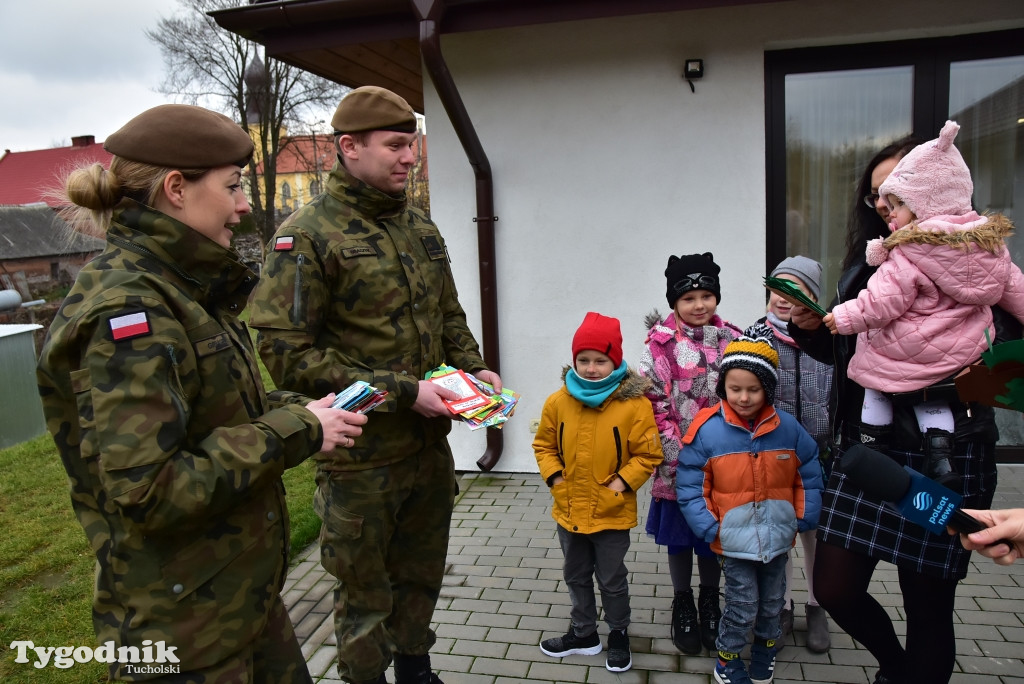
[885,212,1012,252]
[644,309,666,331]
[866,213,1013,267]
[560,365,652,400]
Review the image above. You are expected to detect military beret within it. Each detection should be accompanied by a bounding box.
[331,86,417,134]
[104,104,254,168]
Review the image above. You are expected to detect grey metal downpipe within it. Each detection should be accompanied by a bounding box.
[411,0,503,471]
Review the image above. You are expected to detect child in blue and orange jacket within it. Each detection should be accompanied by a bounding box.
[676,329,823,684]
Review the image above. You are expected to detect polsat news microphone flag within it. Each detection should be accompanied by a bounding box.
[838,444,988,537]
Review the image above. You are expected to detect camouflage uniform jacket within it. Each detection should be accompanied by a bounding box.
[249,162,488,470]
[36,200,325,677]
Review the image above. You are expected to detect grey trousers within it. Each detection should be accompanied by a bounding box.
[556,525,631,635]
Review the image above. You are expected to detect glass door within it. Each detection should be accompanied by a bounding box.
[949,55,1024,446]
[782,66,912,299]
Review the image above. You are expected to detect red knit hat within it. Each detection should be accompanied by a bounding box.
[572,312,623,367]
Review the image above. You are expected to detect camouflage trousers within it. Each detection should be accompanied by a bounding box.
[123,590,311,683]
[314,441,456,683]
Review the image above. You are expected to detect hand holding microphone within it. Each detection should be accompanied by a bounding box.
[956,508,1024,565]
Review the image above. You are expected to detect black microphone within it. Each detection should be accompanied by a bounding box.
[838,444,987,535]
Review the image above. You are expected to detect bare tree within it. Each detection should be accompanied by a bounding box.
[406,127,431,215]
[146,0,347,244]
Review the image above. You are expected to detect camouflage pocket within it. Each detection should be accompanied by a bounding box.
[70,368,96,459]
[317,499,365,580]
[313,476,365,541]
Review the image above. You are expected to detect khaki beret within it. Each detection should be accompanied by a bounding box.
[104,104,254,168]
[331,86,417,134]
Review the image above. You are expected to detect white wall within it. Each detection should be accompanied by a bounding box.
[423,0,1024,472]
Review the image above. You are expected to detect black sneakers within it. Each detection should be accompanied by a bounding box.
[539,626,602,658]
[671,588,702,654]
[605,629,632,672]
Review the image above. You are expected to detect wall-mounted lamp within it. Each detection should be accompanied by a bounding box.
[684,58,704,92]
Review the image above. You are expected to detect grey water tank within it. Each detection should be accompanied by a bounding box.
[0,324,46,449]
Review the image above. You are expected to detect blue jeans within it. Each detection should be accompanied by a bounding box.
[716,553,788,655]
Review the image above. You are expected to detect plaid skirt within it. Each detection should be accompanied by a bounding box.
[817,438,998,580]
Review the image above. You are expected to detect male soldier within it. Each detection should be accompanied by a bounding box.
[249,86,501,684]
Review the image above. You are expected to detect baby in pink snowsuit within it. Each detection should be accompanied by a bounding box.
[822,120,1024,489]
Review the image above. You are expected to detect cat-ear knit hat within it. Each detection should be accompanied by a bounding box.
[665,252,722,306]
[715,323,779,406]
[572,311,623,368]
[878,120,973,221]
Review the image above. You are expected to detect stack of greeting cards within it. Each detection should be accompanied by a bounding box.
[331,380,388,414]
[426,364,520,430]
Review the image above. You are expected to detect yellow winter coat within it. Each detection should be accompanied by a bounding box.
[533,367,663,533]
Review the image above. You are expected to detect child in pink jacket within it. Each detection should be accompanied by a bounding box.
[823,120,1024,490]
[638,252,742,656]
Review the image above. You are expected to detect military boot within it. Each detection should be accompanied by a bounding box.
[923,428,961,491]
[393,654,443,684]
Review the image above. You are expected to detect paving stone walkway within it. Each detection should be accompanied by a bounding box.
[284,465,1024,683]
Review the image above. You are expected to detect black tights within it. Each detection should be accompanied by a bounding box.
[814,541,958,684]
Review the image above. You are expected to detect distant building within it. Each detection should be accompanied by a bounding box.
[0,138,109,300]
[0,205,104,299]
[0,136,112,207]
[254,133,335,216]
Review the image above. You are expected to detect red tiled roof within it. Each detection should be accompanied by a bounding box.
[0,139,112,207]
[255,134,335,175]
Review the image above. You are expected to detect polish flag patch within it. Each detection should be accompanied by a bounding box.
[274,236,295,251]
[109,312,151,341]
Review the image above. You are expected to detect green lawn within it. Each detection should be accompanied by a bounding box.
[0,334,322,683]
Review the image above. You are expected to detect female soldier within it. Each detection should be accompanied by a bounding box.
[37,104,365,683]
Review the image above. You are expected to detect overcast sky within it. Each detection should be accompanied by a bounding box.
[0,1,177,153]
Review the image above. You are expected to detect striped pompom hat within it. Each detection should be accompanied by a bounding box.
[715,323,780,405]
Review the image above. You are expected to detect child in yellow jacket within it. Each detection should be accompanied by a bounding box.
[533,311,664,673]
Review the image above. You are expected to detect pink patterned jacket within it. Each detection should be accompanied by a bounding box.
[638,310,742,500]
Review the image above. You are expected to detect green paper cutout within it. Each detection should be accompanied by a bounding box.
[763,276,827,317]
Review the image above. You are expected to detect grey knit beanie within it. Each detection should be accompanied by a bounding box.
[770,255,822,301]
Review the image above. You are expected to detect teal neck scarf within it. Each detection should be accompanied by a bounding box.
[565,362,629,408]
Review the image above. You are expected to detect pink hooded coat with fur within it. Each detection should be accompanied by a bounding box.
[832,212,1024,392]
